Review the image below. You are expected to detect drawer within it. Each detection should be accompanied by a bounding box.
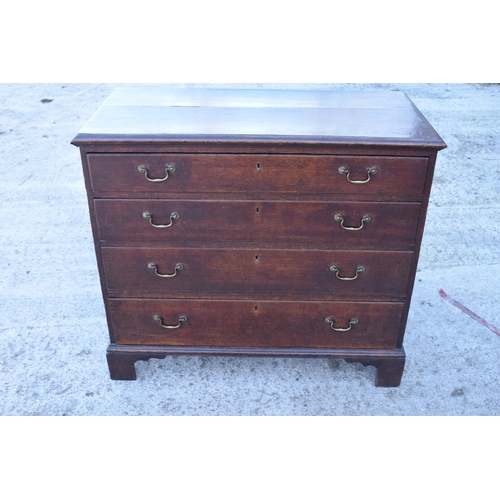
[109,298,405,349]
[95,200,421,250]
[88,154,429,197]
[102,248,413,300]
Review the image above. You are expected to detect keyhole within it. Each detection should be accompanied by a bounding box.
[255,255,259,262]
[254,306,259,312]
[256,206,260,214]
[256,162,261,170]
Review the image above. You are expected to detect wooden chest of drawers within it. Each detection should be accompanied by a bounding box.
[72,87,446,386]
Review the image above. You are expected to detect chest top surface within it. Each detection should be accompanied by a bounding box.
[72,87,446,149]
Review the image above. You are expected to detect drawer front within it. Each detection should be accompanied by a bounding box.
[95,200,421,249]
[88,154,429,197]
[110,299,405,349]
[102,248,413,300]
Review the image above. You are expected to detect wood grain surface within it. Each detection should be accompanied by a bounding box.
[88,153,429,197]
[109,298,405,349]
[101,247,413,300]
[94,199,421,249]
[72,89,447,148]
[72,88,446,384]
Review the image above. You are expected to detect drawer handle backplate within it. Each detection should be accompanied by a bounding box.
[329,265,365,280]
[143,211,179,228]
[334,213,372,231]
[148,262,184,278]
[137,163,175,182]
[338,166,378,184]
[324,317,359,332]
[153,314,187,329]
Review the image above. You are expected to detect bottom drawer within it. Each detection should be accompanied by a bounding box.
[109,299,404,349]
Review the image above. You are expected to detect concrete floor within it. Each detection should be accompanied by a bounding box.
[1,83,499,416]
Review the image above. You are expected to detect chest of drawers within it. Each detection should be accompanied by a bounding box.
[72,87,446,386]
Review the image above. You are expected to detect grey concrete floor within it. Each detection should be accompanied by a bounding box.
[1,83,499,416]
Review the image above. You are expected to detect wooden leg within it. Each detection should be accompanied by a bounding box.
[345,349,406,387]
[106,345,171,380]
[106,351,139,380]
[105,345,406,386]
[374,357,406,387]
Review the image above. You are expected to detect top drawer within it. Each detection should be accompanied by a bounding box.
[87,154,429,198]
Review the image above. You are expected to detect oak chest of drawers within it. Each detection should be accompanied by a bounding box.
[72,87,446,386]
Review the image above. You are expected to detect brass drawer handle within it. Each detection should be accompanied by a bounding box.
[334,213,372,231]
[143,211,179,228]
[153,314,187,329]
[329,265,365,280]
[338,166,378,184]
[137,163,175,182]
[148,262,184,278]
[324,317,359,332]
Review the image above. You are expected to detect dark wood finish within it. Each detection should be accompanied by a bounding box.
[106,343,406,386]
[94,199,421,249]
[109,298,404,349]
[88,153,429,197]
[345,353,406,387]
[77,148,118,344]
[101,247,413,300]
[72,88,446,386]
[80,142,441,159]
[72,88,446,149]
[396,150,440,348]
